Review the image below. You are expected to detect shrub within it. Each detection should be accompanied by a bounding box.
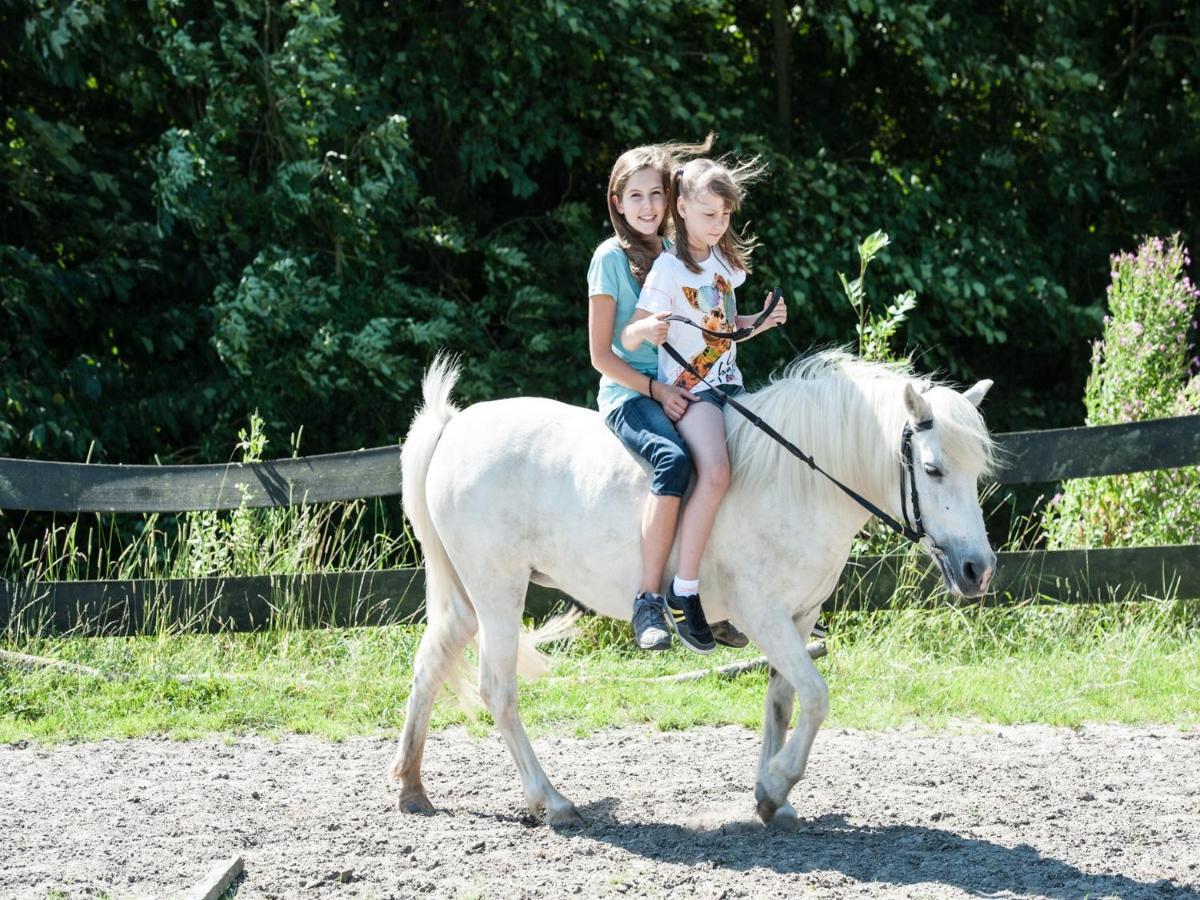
[1043,235,1200,548]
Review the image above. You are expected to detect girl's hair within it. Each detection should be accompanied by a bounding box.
[670,155,766,274]
[606,134,715,283]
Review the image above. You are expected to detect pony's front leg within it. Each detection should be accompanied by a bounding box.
[745,615,829,825]
[757,667,797,820]
[476,607,583,827]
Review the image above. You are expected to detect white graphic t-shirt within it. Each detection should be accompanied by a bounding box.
[635,247,747,393]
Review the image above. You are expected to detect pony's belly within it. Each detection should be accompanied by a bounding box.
[530,567,640,622]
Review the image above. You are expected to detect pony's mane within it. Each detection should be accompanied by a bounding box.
[726,349,996,508]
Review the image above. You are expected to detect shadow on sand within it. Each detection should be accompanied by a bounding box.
[548,799,1197,899]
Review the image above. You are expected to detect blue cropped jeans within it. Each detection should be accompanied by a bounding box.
[604,395,693,497]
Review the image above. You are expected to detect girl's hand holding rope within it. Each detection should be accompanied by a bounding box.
[749,290,787,335]
[639,310,672,346]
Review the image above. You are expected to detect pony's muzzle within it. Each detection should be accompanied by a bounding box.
[932,542,996,598]
[957,550,996,597]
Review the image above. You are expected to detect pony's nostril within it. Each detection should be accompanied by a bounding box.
[963,560,979,586]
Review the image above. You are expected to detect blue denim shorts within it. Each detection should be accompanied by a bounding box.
[604,395,693,497]
[693,384,745,409]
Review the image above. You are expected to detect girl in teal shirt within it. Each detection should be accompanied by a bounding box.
[586,137,747,653]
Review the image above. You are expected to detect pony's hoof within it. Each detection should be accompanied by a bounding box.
[768,803,799,831]
[398,789,435,815]
[547,803,585,828]
[754,782,778,824]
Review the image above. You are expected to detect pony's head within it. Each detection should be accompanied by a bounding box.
[728,350,998,598]
[899,377,997,597]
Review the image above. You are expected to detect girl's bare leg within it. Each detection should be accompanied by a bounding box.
[640,494,681,594]
[674,402,731,581]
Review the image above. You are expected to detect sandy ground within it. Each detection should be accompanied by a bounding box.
[1,723,1198,899]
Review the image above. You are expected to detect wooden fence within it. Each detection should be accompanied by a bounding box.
[1,415,1198,636]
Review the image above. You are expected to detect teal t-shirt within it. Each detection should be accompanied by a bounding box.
[587,236,665,416]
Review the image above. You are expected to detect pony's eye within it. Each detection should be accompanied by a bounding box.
[924,464,945,478]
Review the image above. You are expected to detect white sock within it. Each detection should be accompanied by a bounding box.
[673,575,700,597]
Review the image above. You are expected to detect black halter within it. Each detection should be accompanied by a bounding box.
[900,419,934,542]
[659,290,932,546]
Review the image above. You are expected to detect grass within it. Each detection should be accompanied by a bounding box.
[3,595,1198,745]
[826,599,1200,728]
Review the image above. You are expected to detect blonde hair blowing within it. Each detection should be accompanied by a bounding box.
[605,134,715,283]
[671,155,766,275]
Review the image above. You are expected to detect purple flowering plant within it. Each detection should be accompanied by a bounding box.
[1044,235,1200,549]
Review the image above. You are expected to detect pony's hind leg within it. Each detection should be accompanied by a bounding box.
[472,578,582,827]
[390,598,476,814]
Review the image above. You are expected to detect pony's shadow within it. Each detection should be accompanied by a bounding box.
[566,800,1195,899]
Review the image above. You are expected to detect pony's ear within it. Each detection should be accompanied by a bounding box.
[904,382,933,425]
[962,379,993,408]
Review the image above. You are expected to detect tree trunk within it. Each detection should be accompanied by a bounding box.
[772,0,793,147]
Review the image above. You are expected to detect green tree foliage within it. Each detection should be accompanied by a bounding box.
[1,0,1197,463]
[1043,235,1200,548]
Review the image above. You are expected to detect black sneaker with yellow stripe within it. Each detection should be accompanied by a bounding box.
[665,585,716,655]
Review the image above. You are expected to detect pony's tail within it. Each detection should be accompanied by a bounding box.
[400,354,580,708]
[401,353,461,563]
[516,607,582,680]
[400,354,481,706]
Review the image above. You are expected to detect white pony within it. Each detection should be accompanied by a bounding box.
[390,350,996,826]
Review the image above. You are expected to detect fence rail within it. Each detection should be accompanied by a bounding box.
[2,414,1198,636]
[994,415,1200,484]
[4,415,1198,514]
[0,446,403,514]
[3,544,1196,637]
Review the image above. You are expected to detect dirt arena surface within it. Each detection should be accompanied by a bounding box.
[2,723,1197,899]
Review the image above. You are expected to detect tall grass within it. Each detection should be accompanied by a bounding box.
[3,415,419,587]
[1,414,419,641]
